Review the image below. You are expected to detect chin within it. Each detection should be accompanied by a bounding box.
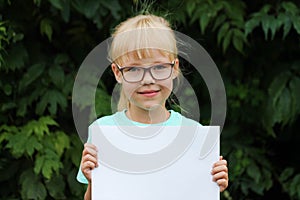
[142,103,165,111]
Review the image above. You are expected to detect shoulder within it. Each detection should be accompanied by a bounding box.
[89,110,131,126]
[168,110,202,126]
[90,111,122,126]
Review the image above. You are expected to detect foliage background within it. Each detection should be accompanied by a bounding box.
[1,0,300,199]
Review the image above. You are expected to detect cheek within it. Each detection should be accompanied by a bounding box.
[122,83,138,99]
[160,79,173,93]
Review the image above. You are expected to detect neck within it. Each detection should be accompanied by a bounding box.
[126,105,170,124]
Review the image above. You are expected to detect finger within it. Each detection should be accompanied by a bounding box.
[213,159,227,167]
[216,178,228,192]
[211,165,228,175]
[83,144,98,157]
[82,160,97,171]
[82,154,98,167]
[212,171,228,181]
[81,161,96,182]
[84,143,98,151]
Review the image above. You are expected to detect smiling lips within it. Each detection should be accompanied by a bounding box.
[137,90,160,97]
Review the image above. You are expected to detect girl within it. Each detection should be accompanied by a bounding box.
[77,14,228,200]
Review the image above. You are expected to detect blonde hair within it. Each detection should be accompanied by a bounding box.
[108,14,179,111]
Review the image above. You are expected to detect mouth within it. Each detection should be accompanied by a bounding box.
[137,90,160,97]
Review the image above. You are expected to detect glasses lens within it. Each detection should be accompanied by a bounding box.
[122,67,144,82]
[151,64,173,80]
[121,63,173,82]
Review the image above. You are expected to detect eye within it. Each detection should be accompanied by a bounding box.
[153,64,168,70]
[123,67,141,73]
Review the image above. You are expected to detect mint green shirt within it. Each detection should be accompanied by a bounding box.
[76,110,200,184]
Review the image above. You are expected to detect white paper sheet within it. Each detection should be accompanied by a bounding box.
[91,125,220,200]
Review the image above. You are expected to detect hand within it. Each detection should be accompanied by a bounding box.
[211,156,228,192]
[81,143,98,183]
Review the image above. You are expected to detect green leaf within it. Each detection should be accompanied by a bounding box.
[45,175,66,199]
[289,76,300,118]
[261,14,277,40]
[62,73,74,95]
[34,116,58,136]
[100,0,121,20]
[6,132,29,158]
[261,4,272,14]
[3,44,28,71]
[19,63,45,92]
[20,169,47,200]
[36,94,48,115]
[279,167,294,182]
[221,0,245,22]
[34,154,45,175]
[277,13,287,30]
[200,13,211,34]
[245,18,260,36]
[232,36,243,53]
[48,65,65,87]
[67,168,85,196]
[222,29,233,53]
[261,14,272,40]
[217,22,230,45]
[1,102,16,112]
[82,0,101,19]
[36,90,67,115]
[12,33,24,43]
[66,135,83,166]
[232,29,245,53]
[48,0,63,10]
[36,148,63,179]
[61,0,70,22]
[247,164,261,183]
[186,1,196,16]
[3,83,12,95]
[268,71,290,107]
[54,54,69,65]
[276,88,292,125]
[33,0,41,6]
[292,16,300,34]
[213,14,226,31]
[283,20,292,39]
[23,116,58,141]
[54,131,70,157]
[281,2,298,15]
[16,98,28,117]
[95,87,112,117]
[0,130,9,144]
[42,157,62,179]
[40,18,53,41]
[269,15,278,40]
[262,168,273,190]
[39,116,58,127]
[26,135,43,156]
[290,174,300,196]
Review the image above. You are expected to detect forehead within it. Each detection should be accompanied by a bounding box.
[118,49,173,66]
[110,27,177,65]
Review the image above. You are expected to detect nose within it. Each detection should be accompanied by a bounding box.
[141,69,155,85]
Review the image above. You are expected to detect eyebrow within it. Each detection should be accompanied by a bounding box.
[125,61,170,66]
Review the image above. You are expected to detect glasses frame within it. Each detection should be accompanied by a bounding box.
[115,61,175,83]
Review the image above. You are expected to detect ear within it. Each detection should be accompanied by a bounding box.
[172,58,180,79]
[111,63,122,83]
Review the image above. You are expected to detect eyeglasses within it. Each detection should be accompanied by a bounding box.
[115,61,175,83]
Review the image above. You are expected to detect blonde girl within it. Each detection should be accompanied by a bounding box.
[77,14,228,200]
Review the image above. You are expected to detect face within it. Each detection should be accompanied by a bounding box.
[112,50,179,112]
